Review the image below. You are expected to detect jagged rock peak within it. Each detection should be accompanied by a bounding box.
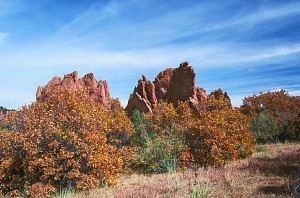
[165,62,196,105]
[126,62,208,116]
[64,71,78,82]
[36,71,111,107]
[179,61,189,68]
[142,75,147,82]
[210,88,232,108]
[210,88,230,100]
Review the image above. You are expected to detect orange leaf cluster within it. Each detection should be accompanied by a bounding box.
[187,108,254,167]
[241,90,300,140]
[142,97,254,168]
[0,89,133,196]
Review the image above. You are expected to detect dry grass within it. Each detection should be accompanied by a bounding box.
[62,142,300,198]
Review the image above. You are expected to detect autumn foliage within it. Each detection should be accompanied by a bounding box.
[130,95,254,171]
[0,90,133,197]
[0,87,258,196]
[186,95,254,167]
[241,90,300,140]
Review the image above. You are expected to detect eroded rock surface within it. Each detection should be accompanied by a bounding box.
[126,62,209,116]
[210,88,232,108]
[165,62,197,105]
[36,71,111,107]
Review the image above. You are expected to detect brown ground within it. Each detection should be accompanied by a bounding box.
[67,142,300,198]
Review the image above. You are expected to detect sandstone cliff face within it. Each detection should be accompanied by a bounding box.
[125,62,208,116]
[36,71,111,107]
[153,68,174,101]
[165,62,197,105]
[134,75,157,107]
[125,93,153,115]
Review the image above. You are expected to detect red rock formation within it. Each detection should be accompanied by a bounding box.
[126,62,209,116]
[153,68,174,100]
[165,62,197,106]
[36,71,111,107]
[196,87,207,102]
[210,88,232,108]
[134,75,157,107]
[125,93,153,116]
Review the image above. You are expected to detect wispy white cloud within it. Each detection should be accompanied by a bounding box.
[11,0,293,69]
[134,1,300,46]
[40,1,217,50]
[31,0,300,68]
[235,2,300,26]
[220,44,300,65]
[2,41,300,70]
[46,1,135,44]
[1,0,299,109]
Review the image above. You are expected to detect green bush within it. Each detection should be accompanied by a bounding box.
[249,111,280,143]
[130,109,185,173]
[130,135,185,173]
[130,110,153,147]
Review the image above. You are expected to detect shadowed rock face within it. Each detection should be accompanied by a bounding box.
[210,88,232,108]
[125,62,208,116]
[153,68,174,101]
[134,75,157,107]
[210,88,230,100]
[125,93,153,115]
[36,71,111,107]
[165,62,197,105]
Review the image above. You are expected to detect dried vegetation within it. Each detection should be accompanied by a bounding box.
[72,142,300,198]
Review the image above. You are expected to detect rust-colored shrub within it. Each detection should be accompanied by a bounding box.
[183,95,254,167]
[187,108,254,167]
[148,102,181,137]
[0,90,133,196]
[131,98,254,170]
[241,90,300,140]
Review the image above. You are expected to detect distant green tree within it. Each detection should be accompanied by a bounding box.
[249,111,280,143]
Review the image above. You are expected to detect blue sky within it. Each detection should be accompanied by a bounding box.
[1,0,300,109]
